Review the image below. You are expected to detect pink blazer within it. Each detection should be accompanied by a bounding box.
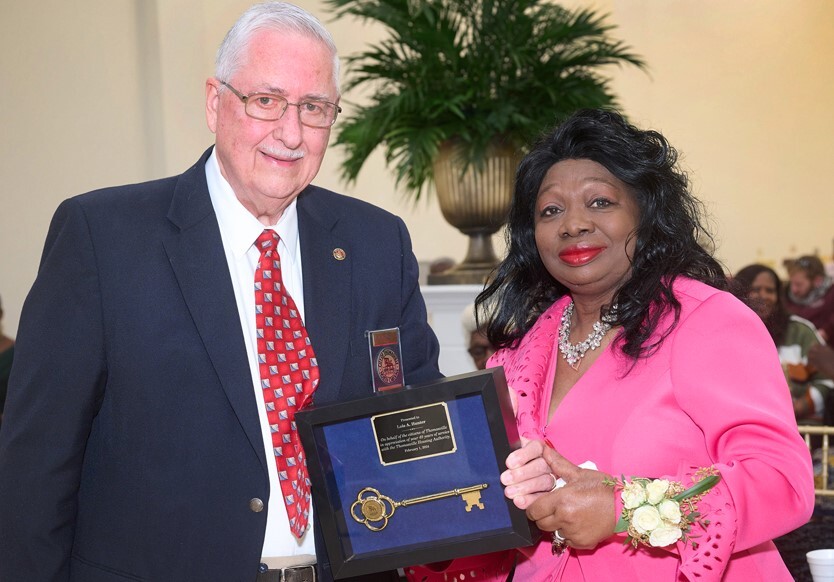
[488,278,814,581]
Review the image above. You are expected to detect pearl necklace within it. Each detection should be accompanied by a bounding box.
[558,300,613,371]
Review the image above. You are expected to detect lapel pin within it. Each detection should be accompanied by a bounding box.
[332,248,346,261]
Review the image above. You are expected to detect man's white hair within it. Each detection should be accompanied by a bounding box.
[215,1,340,93]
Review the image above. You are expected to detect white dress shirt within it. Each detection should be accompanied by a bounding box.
[205,150,316,562]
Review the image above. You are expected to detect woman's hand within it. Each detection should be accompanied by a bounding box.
[502,441,617,550]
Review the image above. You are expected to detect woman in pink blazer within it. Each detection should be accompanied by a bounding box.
[409,110,814,582]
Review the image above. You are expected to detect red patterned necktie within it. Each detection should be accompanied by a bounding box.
[254,229,319,538]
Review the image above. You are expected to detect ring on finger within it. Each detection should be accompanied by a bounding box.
[551,530,567,555]
[548,473,560,492]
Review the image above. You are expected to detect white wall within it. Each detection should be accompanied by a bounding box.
[610,0,834,270]
[1,0,833,337]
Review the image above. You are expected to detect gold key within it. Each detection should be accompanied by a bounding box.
[461,489,485,511]
[350,483,488,531]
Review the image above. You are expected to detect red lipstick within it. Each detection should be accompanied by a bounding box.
[558,246,605,266]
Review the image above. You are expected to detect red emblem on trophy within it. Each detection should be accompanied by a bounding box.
[376,348,401,385]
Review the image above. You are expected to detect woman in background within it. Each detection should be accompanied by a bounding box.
[734,264,832,424]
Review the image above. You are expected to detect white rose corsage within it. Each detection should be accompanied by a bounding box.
[606,467,721,550]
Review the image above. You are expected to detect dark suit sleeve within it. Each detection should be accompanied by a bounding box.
[394,216,442,385]
[0,199,106,581]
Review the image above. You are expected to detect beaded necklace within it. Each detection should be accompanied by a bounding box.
[557,300,613,370]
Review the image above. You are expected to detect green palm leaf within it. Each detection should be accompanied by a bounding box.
[326,0,647,200]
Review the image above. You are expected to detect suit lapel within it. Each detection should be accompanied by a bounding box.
[162,150,268,474]
[297,189,351,406]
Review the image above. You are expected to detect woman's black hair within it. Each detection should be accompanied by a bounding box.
[732,264,790,345]
[477,109,727,361]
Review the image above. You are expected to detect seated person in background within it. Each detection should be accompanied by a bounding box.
[784,255,834,341]
[734,264,833,424]
[461,302,497,370]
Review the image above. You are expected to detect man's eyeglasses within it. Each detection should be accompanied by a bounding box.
[219,80,341,128]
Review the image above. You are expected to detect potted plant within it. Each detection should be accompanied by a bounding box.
[326,0,646,283]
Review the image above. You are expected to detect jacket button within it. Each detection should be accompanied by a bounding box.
[249,498,264,512]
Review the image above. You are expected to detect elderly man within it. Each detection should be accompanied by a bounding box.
[0,3,440,581]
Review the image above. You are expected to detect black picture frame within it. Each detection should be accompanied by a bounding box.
[296,368,536,579]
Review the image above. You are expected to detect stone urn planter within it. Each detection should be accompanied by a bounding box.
[428,140,521,285]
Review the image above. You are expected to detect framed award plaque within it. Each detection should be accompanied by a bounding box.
[296,368,536,579]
